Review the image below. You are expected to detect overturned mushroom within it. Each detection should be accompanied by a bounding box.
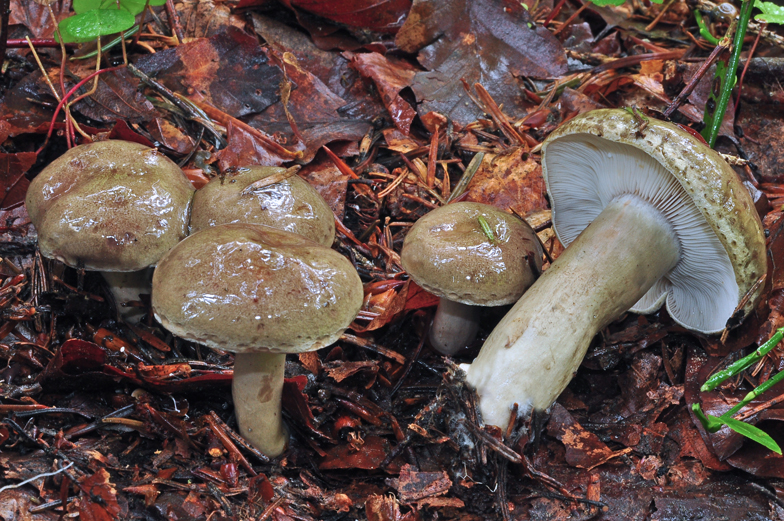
[152,223,363,456]
[190,166,335,246]
[464,109,767,427]
[25,140,194,320]
[401,202,542,355]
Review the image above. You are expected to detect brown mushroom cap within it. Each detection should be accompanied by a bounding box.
[189,166,336,247]
[25,140,194,272]
[151,223,363,354]
[401,202,543,306]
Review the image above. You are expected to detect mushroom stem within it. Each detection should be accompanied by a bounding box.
[465,194,681,427]
[232,352,288,457]
[100,269,153,323]
[429,298,480,355]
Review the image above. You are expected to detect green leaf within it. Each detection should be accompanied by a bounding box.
[755,0,784,24]
[148,0,167,6]
[721,416,782,454]
[590,0,626,5]
[58,9,136,43]
[73,0,102,14]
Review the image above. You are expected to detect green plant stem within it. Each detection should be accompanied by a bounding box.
[71,25,139,60]
[694,10,720,45]
[701,327,784,392]
[702,0,754,147]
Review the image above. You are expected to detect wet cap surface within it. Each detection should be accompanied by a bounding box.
[26,140,194,272]
[401,202,543,306]
[152,223,364,354]
[190,166,336,247]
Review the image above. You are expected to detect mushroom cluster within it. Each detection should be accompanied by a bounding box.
[401,202,542,355]
[464,109,767,427]
[27,140,362,457]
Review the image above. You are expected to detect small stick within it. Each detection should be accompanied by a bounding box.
[645,0,676,32]
[240,166,301,195]
[164,0,185,43]
[551,2,591,37]
[663,40,729,119]
[205,412,261,473]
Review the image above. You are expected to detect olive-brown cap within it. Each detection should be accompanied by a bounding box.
[152,223,363,354]
[542,108,766,333]
[401,202,543,306]
[25,140,194,272]
[189,166,335,247]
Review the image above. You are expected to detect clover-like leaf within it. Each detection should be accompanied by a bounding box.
[755,0,784,24]
[58,8,135,43]
[73,0,102,14]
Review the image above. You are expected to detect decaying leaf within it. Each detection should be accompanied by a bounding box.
[396,0,567,125]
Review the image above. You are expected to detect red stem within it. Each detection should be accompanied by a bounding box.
[5,39,79,49]
[37,65,126,155]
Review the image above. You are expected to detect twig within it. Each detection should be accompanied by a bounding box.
[664,41,729,119]
[240,166,301,195]
[164,0,184,43]
[0,462,73,494]
[551,2,591,37]
[734,21,765,116]
[646,0,677,33]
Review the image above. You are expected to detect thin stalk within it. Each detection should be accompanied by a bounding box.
[702,0,754,147]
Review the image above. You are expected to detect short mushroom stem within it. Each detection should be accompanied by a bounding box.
[232,352,289,457]
[465,194,681,427]
[100,269,153,323]
[429,298,480,355]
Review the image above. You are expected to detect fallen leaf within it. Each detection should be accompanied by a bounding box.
[135,27,284,119]
[285,0,411,33]
[547,403,629,469]
[392,464,451,502]
[320,435,393,470]
[0,152,34,210]
[350,52,417,135]
[464,147,548,216]
[396,0,567,125]
[246,48,372,162]
[76,468,123,521]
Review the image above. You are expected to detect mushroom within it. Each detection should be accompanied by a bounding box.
[464,109,767,427]
[25,140,194,320]
[151,223,363,456]
[189,166,335,246]
[401,202,543,355]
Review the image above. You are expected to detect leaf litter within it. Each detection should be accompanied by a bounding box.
[1,0,784,519]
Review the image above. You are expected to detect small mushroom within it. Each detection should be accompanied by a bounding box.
[464,109,767,427]
[25,140,194,319]
[401,202,543,355]
[151,223,363,456]
[189,166,335,246]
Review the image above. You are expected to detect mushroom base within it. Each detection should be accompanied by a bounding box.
[233,352,289,457]
[429,298,480,355]
[465,194,681,427]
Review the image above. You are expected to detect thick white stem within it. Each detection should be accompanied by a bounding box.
[465,195,681,427]
[429,298,480,355]
[233,352,289,457]
[101,269,153,323]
